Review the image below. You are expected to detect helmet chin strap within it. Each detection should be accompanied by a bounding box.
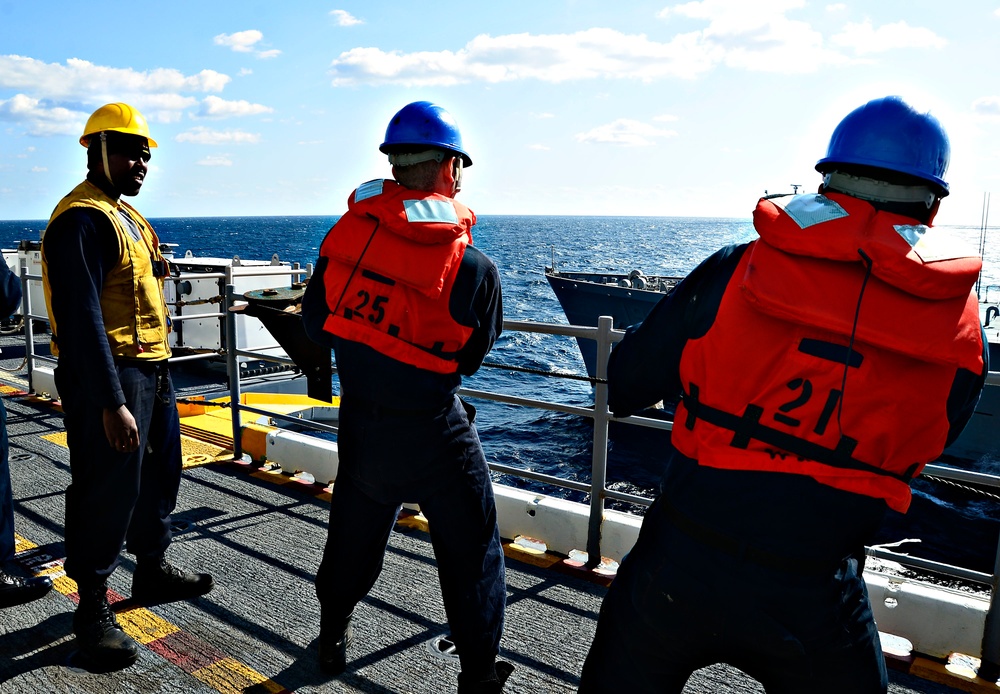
[100,131,116,190]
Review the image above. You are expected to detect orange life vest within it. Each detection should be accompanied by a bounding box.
[672,192,984,512]
[319,179,475,374]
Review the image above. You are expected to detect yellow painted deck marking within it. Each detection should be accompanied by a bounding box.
[38,431,229,468]
[192,658,286,694]
[41,431,67,447]
[13,533,37,552]
[12,538,285,694]
[119,609,181,645]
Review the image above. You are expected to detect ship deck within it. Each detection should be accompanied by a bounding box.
[0,340,980,693]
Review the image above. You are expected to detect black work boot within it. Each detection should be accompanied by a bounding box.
[458,659,515,693]
[318,615,354,676]
[0,566,53,608]
[132,557,214,605]
[73,585,139,670]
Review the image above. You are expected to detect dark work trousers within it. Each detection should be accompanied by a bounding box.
[315,394,506,677]
[56,360,182,589]
[579,496,888,694]
[0,400,14,564]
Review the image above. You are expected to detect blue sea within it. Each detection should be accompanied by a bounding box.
[1,214,998,574]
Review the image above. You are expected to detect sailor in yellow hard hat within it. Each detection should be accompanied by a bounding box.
[41,103,213,671]
[77,102,158,197]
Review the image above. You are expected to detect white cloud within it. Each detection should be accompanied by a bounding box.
[214,30,280,59]
[826,3,846,10]
[831,19,946,55]
[214,30,263,53]
[197,155,233,166]
[0,54,268,136]
[330,9,363,26]
[972,96,1000,118]
[0,55,229,99]
[653,113,679,122]
[575,118,678,146]
[140,93,200,123]
[175,127,261,145]
[30,166,47,172]
[531,112,555,119]
[528,143,551,150]
[197,96,273,118]
[0,94,85,136]
[329,3,883,88]
[239,68,253,76]
[996,8,1000,16]
[330,29,724,86]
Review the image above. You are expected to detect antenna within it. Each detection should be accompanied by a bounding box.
[790,184,802,194]
[976,192,990,299]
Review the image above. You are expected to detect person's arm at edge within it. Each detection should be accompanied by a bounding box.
[944,323,990,447]
[607,244,749,417]
[454,247,502,377]
[0,256,22,320]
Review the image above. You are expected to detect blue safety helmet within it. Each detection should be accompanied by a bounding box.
[815,96,950,196]
[379,101,473,167]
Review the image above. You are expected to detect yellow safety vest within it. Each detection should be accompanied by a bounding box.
[42,180,171,360]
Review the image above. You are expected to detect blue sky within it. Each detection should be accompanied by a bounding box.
[1,1,998,225]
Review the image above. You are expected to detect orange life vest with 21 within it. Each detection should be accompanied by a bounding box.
[671,192,984,512]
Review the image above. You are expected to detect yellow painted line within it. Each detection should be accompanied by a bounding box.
[119,609,181,645]
[11,536,287,694]
[14,533,37,552]
[41,431,67,447]
[193,658,287,694]
[38,431,229,468]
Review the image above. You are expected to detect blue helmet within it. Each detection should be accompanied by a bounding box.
[379,101,473,167]
[815,96,950,196]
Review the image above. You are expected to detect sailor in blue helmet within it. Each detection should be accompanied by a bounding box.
[302,101,512,692]
[578,96,988,693]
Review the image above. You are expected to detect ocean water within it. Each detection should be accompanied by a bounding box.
[1,213,998,573]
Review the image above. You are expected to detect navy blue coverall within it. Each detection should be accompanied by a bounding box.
[579,243,987,694]
[43,205,182,590]
[302,240,506,679]
[0,259,22,565]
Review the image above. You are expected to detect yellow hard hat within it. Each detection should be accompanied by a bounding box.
[80,102,158,148]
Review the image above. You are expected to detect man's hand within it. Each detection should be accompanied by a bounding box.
[104,404,139,453]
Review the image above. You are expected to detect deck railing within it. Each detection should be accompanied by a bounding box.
[15,257,1000,678]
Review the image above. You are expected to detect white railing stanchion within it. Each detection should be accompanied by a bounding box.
[979,532,1000,679]
[225,279,243,460]
[18,258,36,390]
[585,315,614,568]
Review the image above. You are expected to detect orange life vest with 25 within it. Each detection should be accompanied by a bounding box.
[671,192,984,512]
[319,179,475,374]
